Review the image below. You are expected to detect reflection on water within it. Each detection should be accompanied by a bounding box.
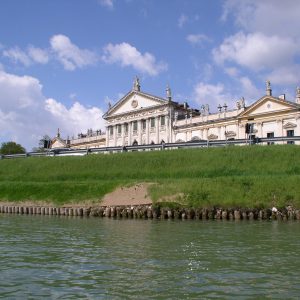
[0,215,300,299]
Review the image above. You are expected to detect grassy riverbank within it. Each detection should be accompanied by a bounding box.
[0,145,300,208]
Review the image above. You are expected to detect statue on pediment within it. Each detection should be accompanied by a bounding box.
[133,76,141,91]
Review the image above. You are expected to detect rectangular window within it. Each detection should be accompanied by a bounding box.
[287,130,295,144]
[267,132,274,145]
[133,121,138,131]
[161,115,165,126]
[117,125,121,134]
[142,119,146,130]
[150,117,155,128]
[124,123,128,134]
[109,126,113,136]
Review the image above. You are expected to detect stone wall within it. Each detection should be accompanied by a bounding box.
[0,205,300,221]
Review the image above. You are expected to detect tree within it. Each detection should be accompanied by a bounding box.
[0,142,26,155]
[32,135,51,152]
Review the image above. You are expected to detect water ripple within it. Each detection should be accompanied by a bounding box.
[0,216,300,299]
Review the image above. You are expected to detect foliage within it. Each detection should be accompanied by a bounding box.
[0,145,299,207]
[0,141,26,155]
[32,135,51,152]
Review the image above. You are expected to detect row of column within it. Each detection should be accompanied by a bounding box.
[107,115,170,146]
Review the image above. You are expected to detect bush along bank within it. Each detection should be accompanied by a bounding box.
[0,204,300,221]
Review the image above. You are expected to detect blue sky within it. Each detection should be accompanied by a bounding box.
[1,0,300,150]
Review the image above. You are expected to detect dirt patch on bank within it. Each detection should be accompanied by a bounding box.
[100,183,153,206]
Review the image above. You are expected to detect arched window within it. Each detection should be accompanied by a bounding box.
[132,140,138,146]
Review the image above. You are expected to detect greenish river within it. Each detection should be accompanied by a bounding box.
[0,215,299,299]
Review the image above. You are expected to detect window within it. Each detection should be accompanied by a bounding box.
[109,126,113,136]
[150,117,155,128]
[133,121,138,131]
[287,130,294,144]
[142,119,146,130]
[267,132,274,145]
[161,115,165,126]
[124,123,128,134]
[117,125,121,134]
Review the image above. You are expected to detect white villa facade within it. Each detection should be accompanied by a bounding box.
[51,78,300,149]
[103,78,300,147]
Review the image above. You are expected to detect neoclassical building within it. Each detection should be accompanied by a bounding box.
[51,78,300,150]
[103,78,300,147]
[103,77,200,146]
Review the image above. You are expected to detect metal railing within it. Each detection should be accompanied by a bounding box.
[1,136,299,159]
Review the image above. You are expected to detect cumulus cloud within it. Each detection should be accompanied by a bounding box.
[98,0,113,9]
[193,82,234,109]
[268,65,300,86]
[102,42,167,76]
[45,99,104,135]
[219,1,300,86]
[28,46,49,64]
[222,0,300,38]
[186,34,211,45]
[213,32,299,71]
[3,47,31,66]
[0,70,104,151]
[50,34,98,71]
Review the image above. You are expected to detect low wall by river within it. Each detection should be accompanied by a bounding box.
[0,204,300,221]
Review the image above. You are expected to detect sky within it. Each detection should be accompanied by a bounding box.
[1,0,300,151]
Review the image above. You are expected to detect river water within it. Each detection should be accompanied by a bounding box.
[0,215,299,299]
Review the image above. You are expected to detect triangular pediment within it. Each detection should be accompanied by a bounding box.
[103,90,167,118]
[238,96,300,118]
[51,137,67,149]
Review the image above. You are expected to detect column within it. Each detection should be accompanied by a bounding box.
[296,116,300,145]
[166,115,170,143]
[218,127,221,140]
[257,122,263,137]
[276,119,283,142]
[105,127,109,147]
[128,122,132,146]
[113,125,117,146]
[121,123,125,146]
[156,116,159,143]
[238,123,245,139]
[138,120,142,145]
[146,118,150,144]
[204,128,208,140]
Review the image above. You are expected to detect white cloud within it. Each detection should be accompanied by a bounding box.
[268,65,300,86]
[238,76,261,100]
[98,0,113,9]
[0,71,43,109]
[178,14,188,28]
[50,34,98,71]
[213,32,299,71]
[193,82,234,109]
[3,47,31,66]
[186,34,211,45]
[224,67,239,77]
[28,46,49,64]
[45,99,104,135]
[222,0,300,39]
[0,70,104,151]
[102,42,167,76]
[219,0,300,86]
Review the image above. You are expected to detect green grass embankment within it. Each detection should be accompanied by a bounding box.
[0,145,300,208]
